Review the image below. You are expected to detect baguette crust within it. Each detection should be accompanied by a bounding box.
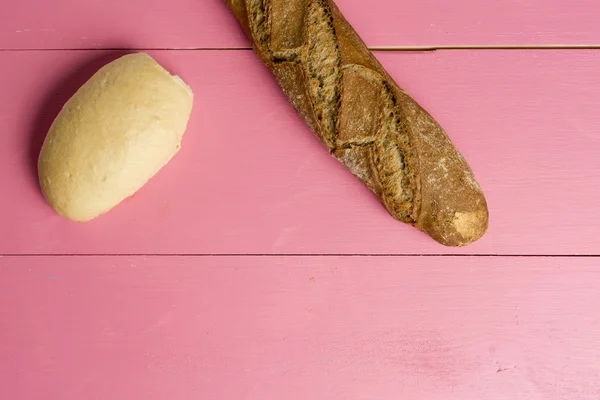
[224,0,489,246]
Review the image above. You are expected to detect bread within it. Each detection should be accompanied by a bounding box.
[38,52,194,222]
[224,0,489,246]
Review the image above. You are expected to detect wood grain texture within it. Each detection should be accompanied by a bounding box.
[2,50,599,255]
[1,255,599,400]
[3,3,599,400]
[1,0,600,49]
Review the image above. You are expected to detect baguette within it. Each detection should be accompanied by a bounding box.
[224,0,489,246]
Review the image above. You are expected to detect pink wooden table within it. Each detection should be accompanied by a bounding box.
[1,1,600,399]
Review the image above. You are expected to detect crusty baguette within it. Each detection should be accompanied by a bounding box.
[224,0,489,246]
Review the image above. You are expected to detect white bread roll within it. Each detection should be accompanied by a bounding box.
[38,53,194,222]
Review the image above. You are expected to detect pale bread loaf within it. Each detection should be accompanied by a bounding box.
[38,53,193,222]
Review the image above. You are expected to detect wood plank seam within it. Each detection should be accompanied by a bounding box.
[5,45,600,51]
[2,254,600,257]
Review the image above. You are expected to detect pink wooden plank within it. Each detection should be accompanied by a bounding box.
[1,255,599,399]
[1,49,600,255]
[2,0,600,49]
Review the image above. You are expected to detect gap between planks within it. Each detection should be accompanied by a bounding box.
[1,254,600,258]
[3,44,600,52]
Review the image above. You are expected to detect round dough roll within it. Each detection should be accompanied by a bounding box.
[38,52,194,222]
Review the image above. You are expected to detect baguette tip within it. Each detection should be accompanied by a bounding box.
[419,204,489,247]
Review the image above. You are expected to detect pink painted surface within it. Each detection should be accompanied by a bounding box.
[2,1,600,398]
[2,0,600,49]
[1,50,599,255]
[1,256,599,400]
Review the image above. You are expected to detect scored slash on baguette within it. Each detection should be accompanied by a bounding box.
[224,0,489,247]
